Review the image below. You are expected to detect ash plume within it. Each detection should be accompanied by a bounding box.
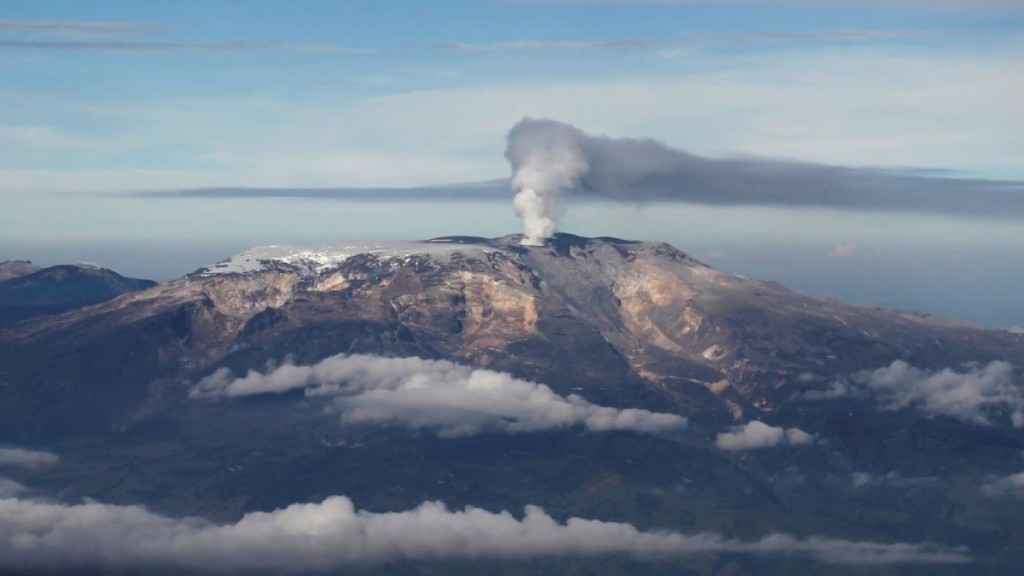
[504,118,1024,244]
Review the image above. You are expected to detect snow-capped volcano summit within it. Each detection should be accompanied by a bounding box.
[196,239,508,277]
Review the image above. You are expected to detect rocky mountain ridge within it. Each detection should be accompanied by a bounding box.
[5,233,1018,431]
[1,233,1023,575]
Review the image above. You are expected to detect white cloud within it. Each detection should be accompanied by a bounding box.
[0,40,375,54]
[191,354,686,437]
[0,448,59,470]
[679,29,1006,43]
[1008,326,1024,334]
[0,478,27,498]
[0,493,966,570]
[715,421,815,451]
[0,19,159,40]
[0,125,90,149]
[853,361,1023,427]
[785,428,816,445]
[437,39,657,52]
[981,472,1024,497]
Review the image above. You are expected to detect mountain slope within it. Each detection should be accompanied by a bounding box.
[1,234,1023,574]
[0,263,157,325]
[3,234,1018,435]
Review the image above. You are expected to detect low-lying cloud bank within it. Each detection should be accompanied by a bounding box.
[191,354,686,437]
[0,494,967,571]
[0,447,59,469]
[715,421,815,451]
[804,361,1024,427]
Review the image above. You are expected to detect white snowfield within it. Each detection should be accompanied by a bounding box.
[197,240,504,277]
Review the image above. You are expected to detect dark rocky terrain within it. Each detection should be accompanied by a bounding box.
[0,261,156,325]
[1,234,1022,575]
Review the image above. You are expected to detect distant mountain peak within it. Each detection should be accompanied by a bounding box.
[0,263,156,325]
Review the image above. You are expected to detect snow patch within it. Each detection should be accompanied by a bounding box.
[198,241,503,277]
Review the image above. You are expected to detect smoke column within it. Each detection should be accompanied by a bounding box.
[505,118,588,245]
[503,118,1024,242]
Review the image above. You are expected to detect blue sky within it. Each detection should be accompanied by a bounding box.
[2,1,1023,326]
[2,0,1022,190]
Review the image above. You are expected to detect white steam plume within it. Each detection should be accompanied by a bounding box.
[191,353,686,437]
[0,494,966,571]
[506,118,588,245]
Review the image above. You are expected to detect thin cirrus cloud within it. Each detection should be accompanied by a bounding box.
[437,39,658,52]
[0,493,968,570]
[0,18,159,39]
[0,18,373,54]
[715,421,815,451]
[191,354,687,437]
[677,28,1005,44]
[505,0,1024,14]
[0,40,375,54]
[437,29,999,54]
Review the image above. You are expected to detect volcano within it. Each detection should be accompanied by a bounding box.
[1,233,1023,574]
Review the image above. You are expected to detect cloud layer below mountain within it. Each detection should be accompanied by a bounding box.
[0,447,59,470]
[802,361,1023,427]
[861,361,1020,426]
[0,494,967,571]
[715,421,815,451]
[192,354,686,437]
